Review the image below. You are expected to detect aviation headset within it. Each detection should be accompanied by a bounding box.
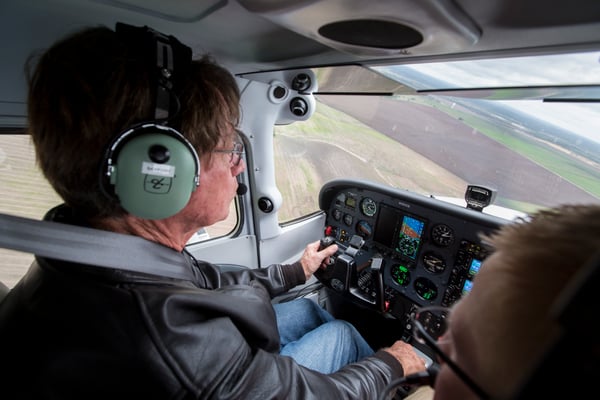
[100,23,200,220]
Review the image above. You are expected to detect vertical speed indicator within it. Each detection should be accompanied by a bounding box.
[360,197,377,217]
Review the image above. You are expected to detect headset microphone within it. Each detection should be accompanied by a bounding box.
[236,183,248,196]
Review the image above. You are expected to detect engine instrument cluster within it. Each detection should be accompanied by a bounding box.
[317,179,508,328]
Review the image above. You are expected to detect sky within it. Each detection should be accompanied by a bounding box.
[390,51,600,142]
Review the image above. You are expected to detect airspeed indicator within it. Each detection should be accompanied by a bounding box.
[361,197,377,217]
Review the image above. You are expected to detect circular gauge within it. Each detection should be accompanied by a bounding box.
[332,209,342,221]
[356,220,373,238]
[391,264,411,286]
[414,277,438,301]
[431,224,454,247]
[343,213,353,226]
[397,237,419,259]
[360,197,377,217]
[423,252,446,273]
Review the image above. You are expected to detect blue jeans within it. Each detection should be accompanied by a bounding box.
[274,298,374,373]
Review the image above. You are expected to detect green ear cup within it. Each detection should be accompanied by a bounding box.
[110,129,199,220]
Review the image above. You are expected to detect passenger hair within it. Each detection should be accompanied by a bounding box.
[477,203,600,398]
[482,204,600,280]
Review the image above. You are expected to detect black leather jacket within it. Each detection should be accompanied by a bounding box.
[0,213,404,399]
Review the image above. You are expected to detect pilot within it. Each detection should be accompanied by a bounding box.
[0,24,425,398]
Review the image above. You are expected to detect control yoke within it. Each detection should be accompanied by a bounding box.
[317,234,386,312]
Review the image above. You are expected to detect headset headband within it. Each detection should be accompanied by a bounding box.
[115,22,192,126]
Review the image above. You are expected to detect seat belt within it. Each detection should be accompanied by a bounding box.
[0,213,194,281]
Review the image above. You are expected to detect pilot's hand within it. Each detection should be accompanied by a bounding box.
[300,240,338,280]
[384,340,428,376]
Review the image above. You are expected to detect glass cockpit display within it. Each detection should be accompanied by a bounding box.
[397,215,425,259]
[461,258,482,295]
[374,204,426,260]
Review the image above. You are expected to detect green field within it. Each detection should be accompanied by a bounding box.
[419,96,600,199]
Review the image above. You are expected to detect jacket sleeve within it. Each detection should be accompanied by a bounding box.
[134,283,404,400]
[215,262,306,297]
[211,348,404,400]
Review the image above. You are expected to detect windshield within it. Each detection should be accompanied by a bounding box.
[274,50,600,222]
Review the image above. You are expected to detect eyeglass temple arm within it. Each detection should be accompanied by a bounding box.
[417,323,490,400]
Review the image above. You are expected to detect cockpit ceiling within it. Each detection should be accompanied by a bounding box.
[86,0,600,71]
[2,0,600,100]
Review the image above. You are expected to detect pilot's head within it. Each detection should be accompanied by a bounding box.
[27,25,241,220]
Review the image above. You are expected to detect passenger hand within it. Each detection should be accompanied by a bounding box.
[300,240,338,280]
[384,340,428,376]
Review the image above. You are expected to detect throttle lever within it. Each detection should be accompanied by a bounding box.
[370,257,386,312]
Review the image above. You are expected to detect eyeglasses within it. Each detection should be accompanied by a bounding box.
[213,131,245,166]
[411,306,490,400]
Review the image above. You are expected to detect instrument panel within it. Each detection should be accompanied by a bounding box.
[317,179,508,326]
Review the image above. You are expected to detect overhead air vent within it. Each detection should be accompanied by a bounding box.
[238,0,480,57]
[318,19,423,50]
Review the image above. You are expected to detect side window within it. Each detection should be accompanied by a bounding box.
[0,134,238,287]
[187,202,239,244]
[0,135,62,288]
[273,123,320,223]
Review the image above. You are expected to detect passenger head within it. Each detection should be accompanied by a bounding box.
[26,25,240,219]
[433,204,600,400]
